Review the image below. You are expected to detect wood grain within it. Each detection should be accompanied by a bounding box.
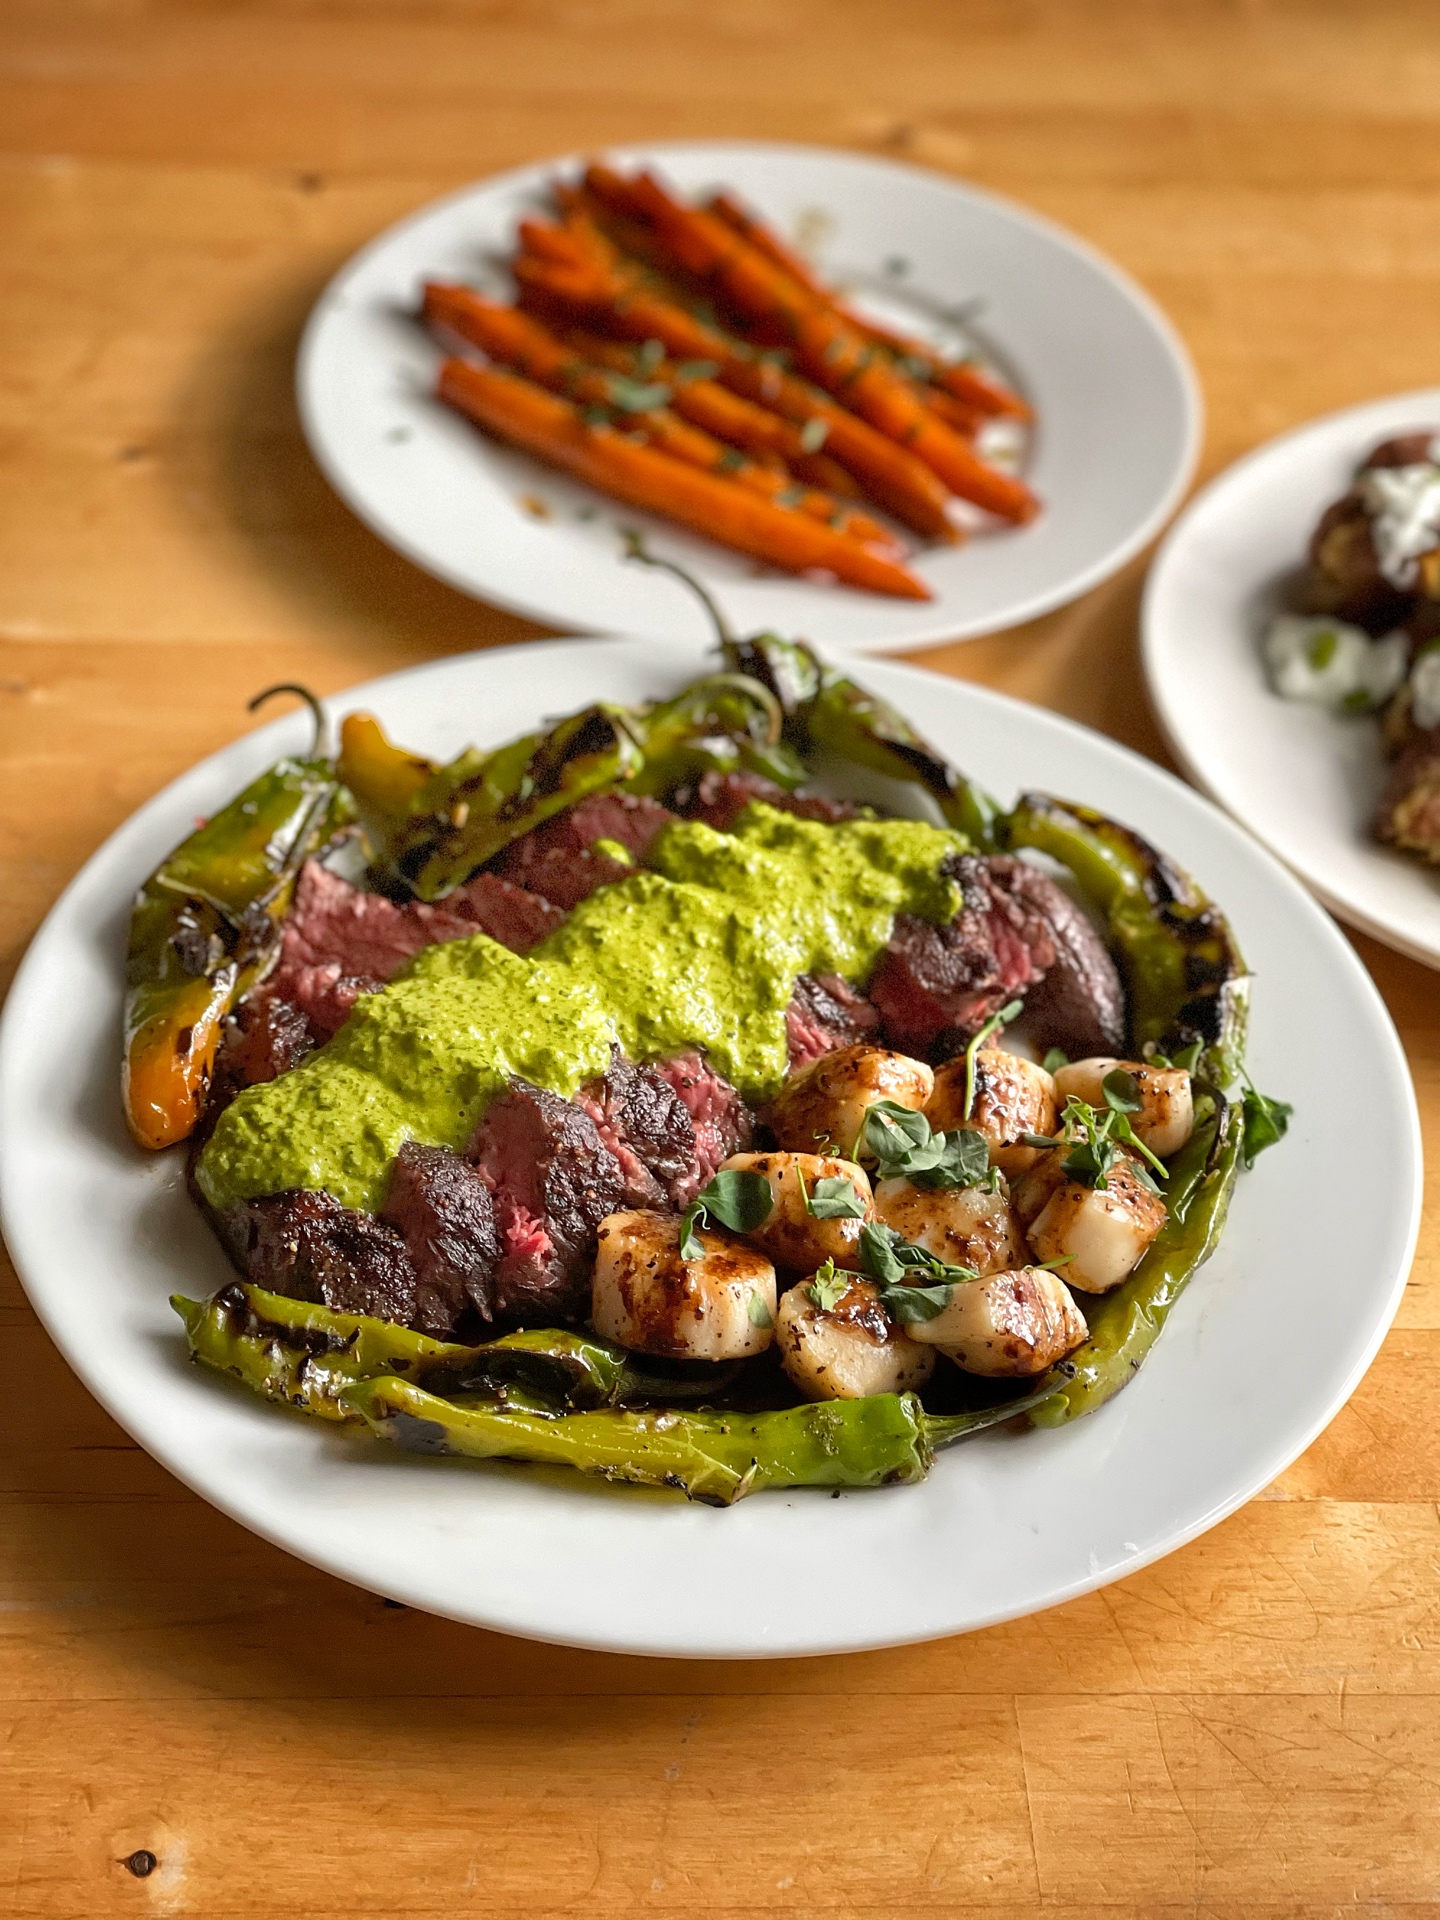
[3,3,1440,1912]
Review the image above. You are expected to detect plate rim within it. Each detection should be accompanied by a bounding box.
[0,636,1419,1657]
[295,136,1202,654]
[1141,383,1440,971]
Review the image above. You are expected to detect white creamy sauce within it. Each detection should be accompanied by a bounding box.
[1262,614,1407,712]
[1410,646,1440,730]
[1356,461,1440,587]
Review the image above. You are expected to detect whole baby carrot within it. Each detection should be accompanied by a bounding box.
[435,358,933,599]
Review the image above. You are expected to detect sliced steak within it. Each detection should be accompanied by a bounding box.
[985,857,1127,1059]
[380,1141,502,1334]
[672,769,860,832]
[648,1051,754,1203]
[785,973,882,1072]
[218,1189,418,1326]
[445,870,566,950]
[868,854,1042,1054]
[489,791,676,908]
[204,994,317,1128]
[265,860,562,1038]
[576,1045,701,1209]
[470,1079,627,1324]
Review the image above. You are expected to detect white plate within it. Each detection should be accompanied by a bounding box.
[297,140,1200,654]
[0,640,1418,1657]
[1144,388,1440,969]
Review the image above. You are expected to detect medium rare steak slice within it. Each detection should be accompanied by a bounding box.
[984,857,1126,1058]
[267,860,563,1038]
[219,1189,418,1326]
[471,1080,627,1323]
[672,769,860,832]
[785,973,882,1072]
[380,1141,502,1333]
[576,1046,703,1209]
[649,1051,754,1203]
[489,792,676,909]
[868,854,1050,1053]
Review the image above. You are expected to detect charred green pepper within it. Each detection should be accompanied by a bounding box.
[384,703,645,900]
[341,1375,1064,1505]
[1000,793,1251,1084]
[172,1286,737,1420]
[124,689,354,1149]
[1029,1101,1241,1427]
[625,673,808,794]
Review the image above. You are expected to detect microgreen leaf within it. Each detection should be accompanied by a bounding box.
[807,1260,853,1312]
[1239,1075,1292,1169]
[876,1282,952,1324]
[747,1292,774,1329]
[806,1175,869,1220]
[858,1220,907,1286]
[672,358,720,383]
[860,1102,993,1190]
[605,375,671,414]
[636,337,666,373]
[1101,1067,1143,1115]
[799,416,830,453]
[1042,1047,1069,1074]
[679,1168,774,1256]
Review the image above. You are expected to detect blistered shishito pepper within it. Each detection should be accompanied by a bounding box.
[377,703,645,900]
[171,1282,478,1420]
[1000,793,1251,1084]
[627,673,809,795]
[172,1286,739,1419]
[1029,1103,1241,1427]
[124,691,354,1150]
[341,1375,1065,1505]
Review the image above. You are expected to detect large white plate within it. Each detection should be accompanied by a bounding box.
[298,140,1199,654]
[0,640,1418,1657]
[1144,388,1440,969]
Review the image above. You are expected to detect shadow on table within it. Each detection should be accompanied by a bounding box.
[167,256,545,667]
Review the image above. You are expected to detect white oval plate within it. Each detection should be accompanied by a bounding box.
[0,640,1418,1657]
[298,140,1199,654]
[1144,388,1440,969]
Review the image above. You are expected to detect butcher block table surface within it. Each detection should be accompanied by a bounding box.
[5,3,1440,1913]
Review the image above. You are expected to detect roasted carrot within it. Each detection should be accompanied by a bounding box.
[423,288,900,551]
[705,189,1033,423]
[921,387,987,438]
[511,255,957,541]
[617,171,1038,523]
[562,327,870,503]
[435,359,932,599]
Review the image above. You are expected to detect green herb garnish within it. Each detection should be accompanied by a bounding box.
[679,1169,774,1258]
[859,1101,995,1191]
[1238,1072,1292,1169]
[1042,1046,1069,1074]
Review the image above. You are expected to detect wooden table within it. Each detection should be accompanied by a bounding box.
[4,4,1439,1911]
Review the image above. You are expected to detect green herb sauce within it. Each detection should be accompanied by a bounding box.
[196,805,964,1214]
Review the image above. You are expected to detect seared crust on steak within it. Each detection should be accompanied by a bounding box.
[217,1189,419,1326]
[380,1141,502,1333]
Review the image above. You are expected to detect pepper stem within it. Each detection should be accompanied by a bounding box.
[248,683,331,760]
[621,530,735,647]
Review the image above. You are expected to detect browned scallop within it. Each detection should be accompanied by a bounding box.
[1025,1157,1167,1293]
[768,1043,934,1157]
[872,1176,1026,1276]
[591,1209,777,1360]
[927,1049,1058,1177]
[718,1151,874,1272]
[905,1267,1088,1376]
[1052,1057,1194,1159]
[775,1276,935,1401]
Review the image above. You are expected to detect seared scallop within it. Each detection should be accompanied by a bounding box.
[1023,1155,1168,1293]
[927,1047,1058,1177]
[872,1176,1027,1277]
[768,1043,934,1157]
[906,1267,1089,1376]
[718,1151,874,1273]
[1052,1057,1194,1160]
[592,1209,777,1360]
[775,1276,935,1401]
